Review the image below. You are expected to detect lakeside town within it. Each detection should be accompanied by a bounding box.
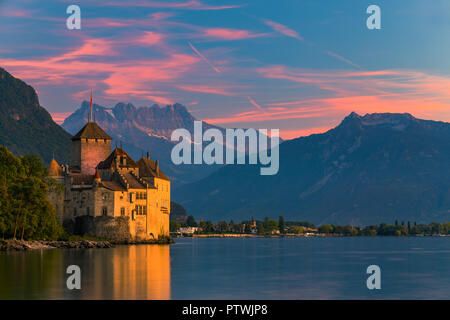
[171,215,450,238]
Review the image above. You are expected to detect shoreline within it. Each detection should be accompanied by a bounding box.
[2,233,447,251]
[0,238,174,252]
[175,233,450,239]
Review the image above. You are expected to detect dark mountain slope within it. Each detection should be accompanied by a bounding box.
[174,112,450,225]
[0,68,71,164]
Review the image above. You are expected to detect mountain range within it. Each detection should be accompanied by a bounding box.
[173,112,450,225]
[61,101,225,185]
[0,67,71,164]
[2,66,449,225]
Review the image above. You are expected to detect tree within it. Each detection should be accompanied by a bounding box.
[0,146,64,240]
[170,220,180,232]
[256,221,265,235]
[319,224,334,234]
[217,221,228,233]
[186,215,197,227]
[199,220,214,233]
[278,215,286,234]
[289,226,304,235]
[263,217,278,234]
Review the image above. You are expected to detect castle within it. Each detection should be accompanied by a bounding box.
[47,117,171,240]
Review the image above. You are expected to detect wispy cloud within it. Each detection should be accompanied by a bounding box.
[324,51,361,69]
[201,28,266,41]
[247,97,265,112]
[105,0,244,10]
[203,65,450,134]
[260,18,361,69]
[177,84,234,95]
[262,19,303,41]
[188,42,221,73]
[0,37,199,105]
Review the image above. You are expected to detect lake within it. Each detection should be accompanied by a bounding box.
[0,237,449,299]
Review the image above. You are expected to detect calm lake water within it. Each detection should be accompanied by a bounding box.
[0,237,449,299]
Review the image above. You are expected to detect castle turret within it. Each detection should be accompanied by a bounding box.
[71,122,112,175]
[48,159,63,177]
[71,92,112,175]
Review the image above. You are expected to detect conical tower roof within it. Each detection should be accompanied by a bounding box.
[71,122,112,141]
[48,159,62,176]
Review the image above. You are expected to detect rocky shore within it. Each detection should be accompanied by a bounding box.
[0,237,174,251]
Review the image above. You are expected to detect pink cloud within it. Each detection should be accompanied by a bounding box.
[203,65,450,129]
[105,0,243,10]
[247,97,265,112]
[262,19,303,41]
[51,112,72,124]
[280,126,333,140]
[202,28,264,40]
[134,31,165,46]
[177,84,234,96]
[0,9,34,18]
[0,36,200,106]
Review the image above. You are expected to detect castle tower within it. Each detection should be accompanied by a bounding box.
[71,92,112,175]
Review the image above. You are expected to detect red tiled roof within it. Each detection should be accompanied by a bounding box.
[101,181,126,191]
[97,147,138,169]
[137,157,169,181]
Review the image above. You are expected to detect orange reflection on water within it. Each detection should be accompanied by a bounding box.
[110,245,171,299]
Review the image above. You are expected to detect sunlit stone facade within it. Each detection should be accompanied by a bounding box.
[48,121,170,240]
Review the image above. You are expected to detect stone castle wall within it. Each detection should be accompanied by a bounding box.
[64,215,132,241]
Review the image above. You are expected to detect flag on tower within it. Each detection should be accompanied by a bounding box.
[90,89,93,122]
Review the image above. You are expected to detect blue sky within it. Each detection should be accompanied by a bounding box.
[0,0,449,138]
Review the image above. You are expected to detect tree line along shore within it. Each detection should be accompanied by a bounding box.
[171,215,450,237]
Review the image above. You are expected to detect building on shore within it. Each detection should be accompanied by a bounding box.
[47,113,170,240]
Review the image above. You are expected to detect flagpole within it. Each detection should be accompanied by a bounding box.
[90,89,93,123]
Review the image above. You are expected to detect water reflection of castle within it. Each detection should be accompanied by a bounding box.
[0,245,171,299]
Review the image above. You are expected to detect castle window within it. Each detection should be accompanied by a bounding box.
[134,205,147,215]
[120,207,125,216]
[143,192,147,200]
[86,207,90,216]
[102,207,107,216]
